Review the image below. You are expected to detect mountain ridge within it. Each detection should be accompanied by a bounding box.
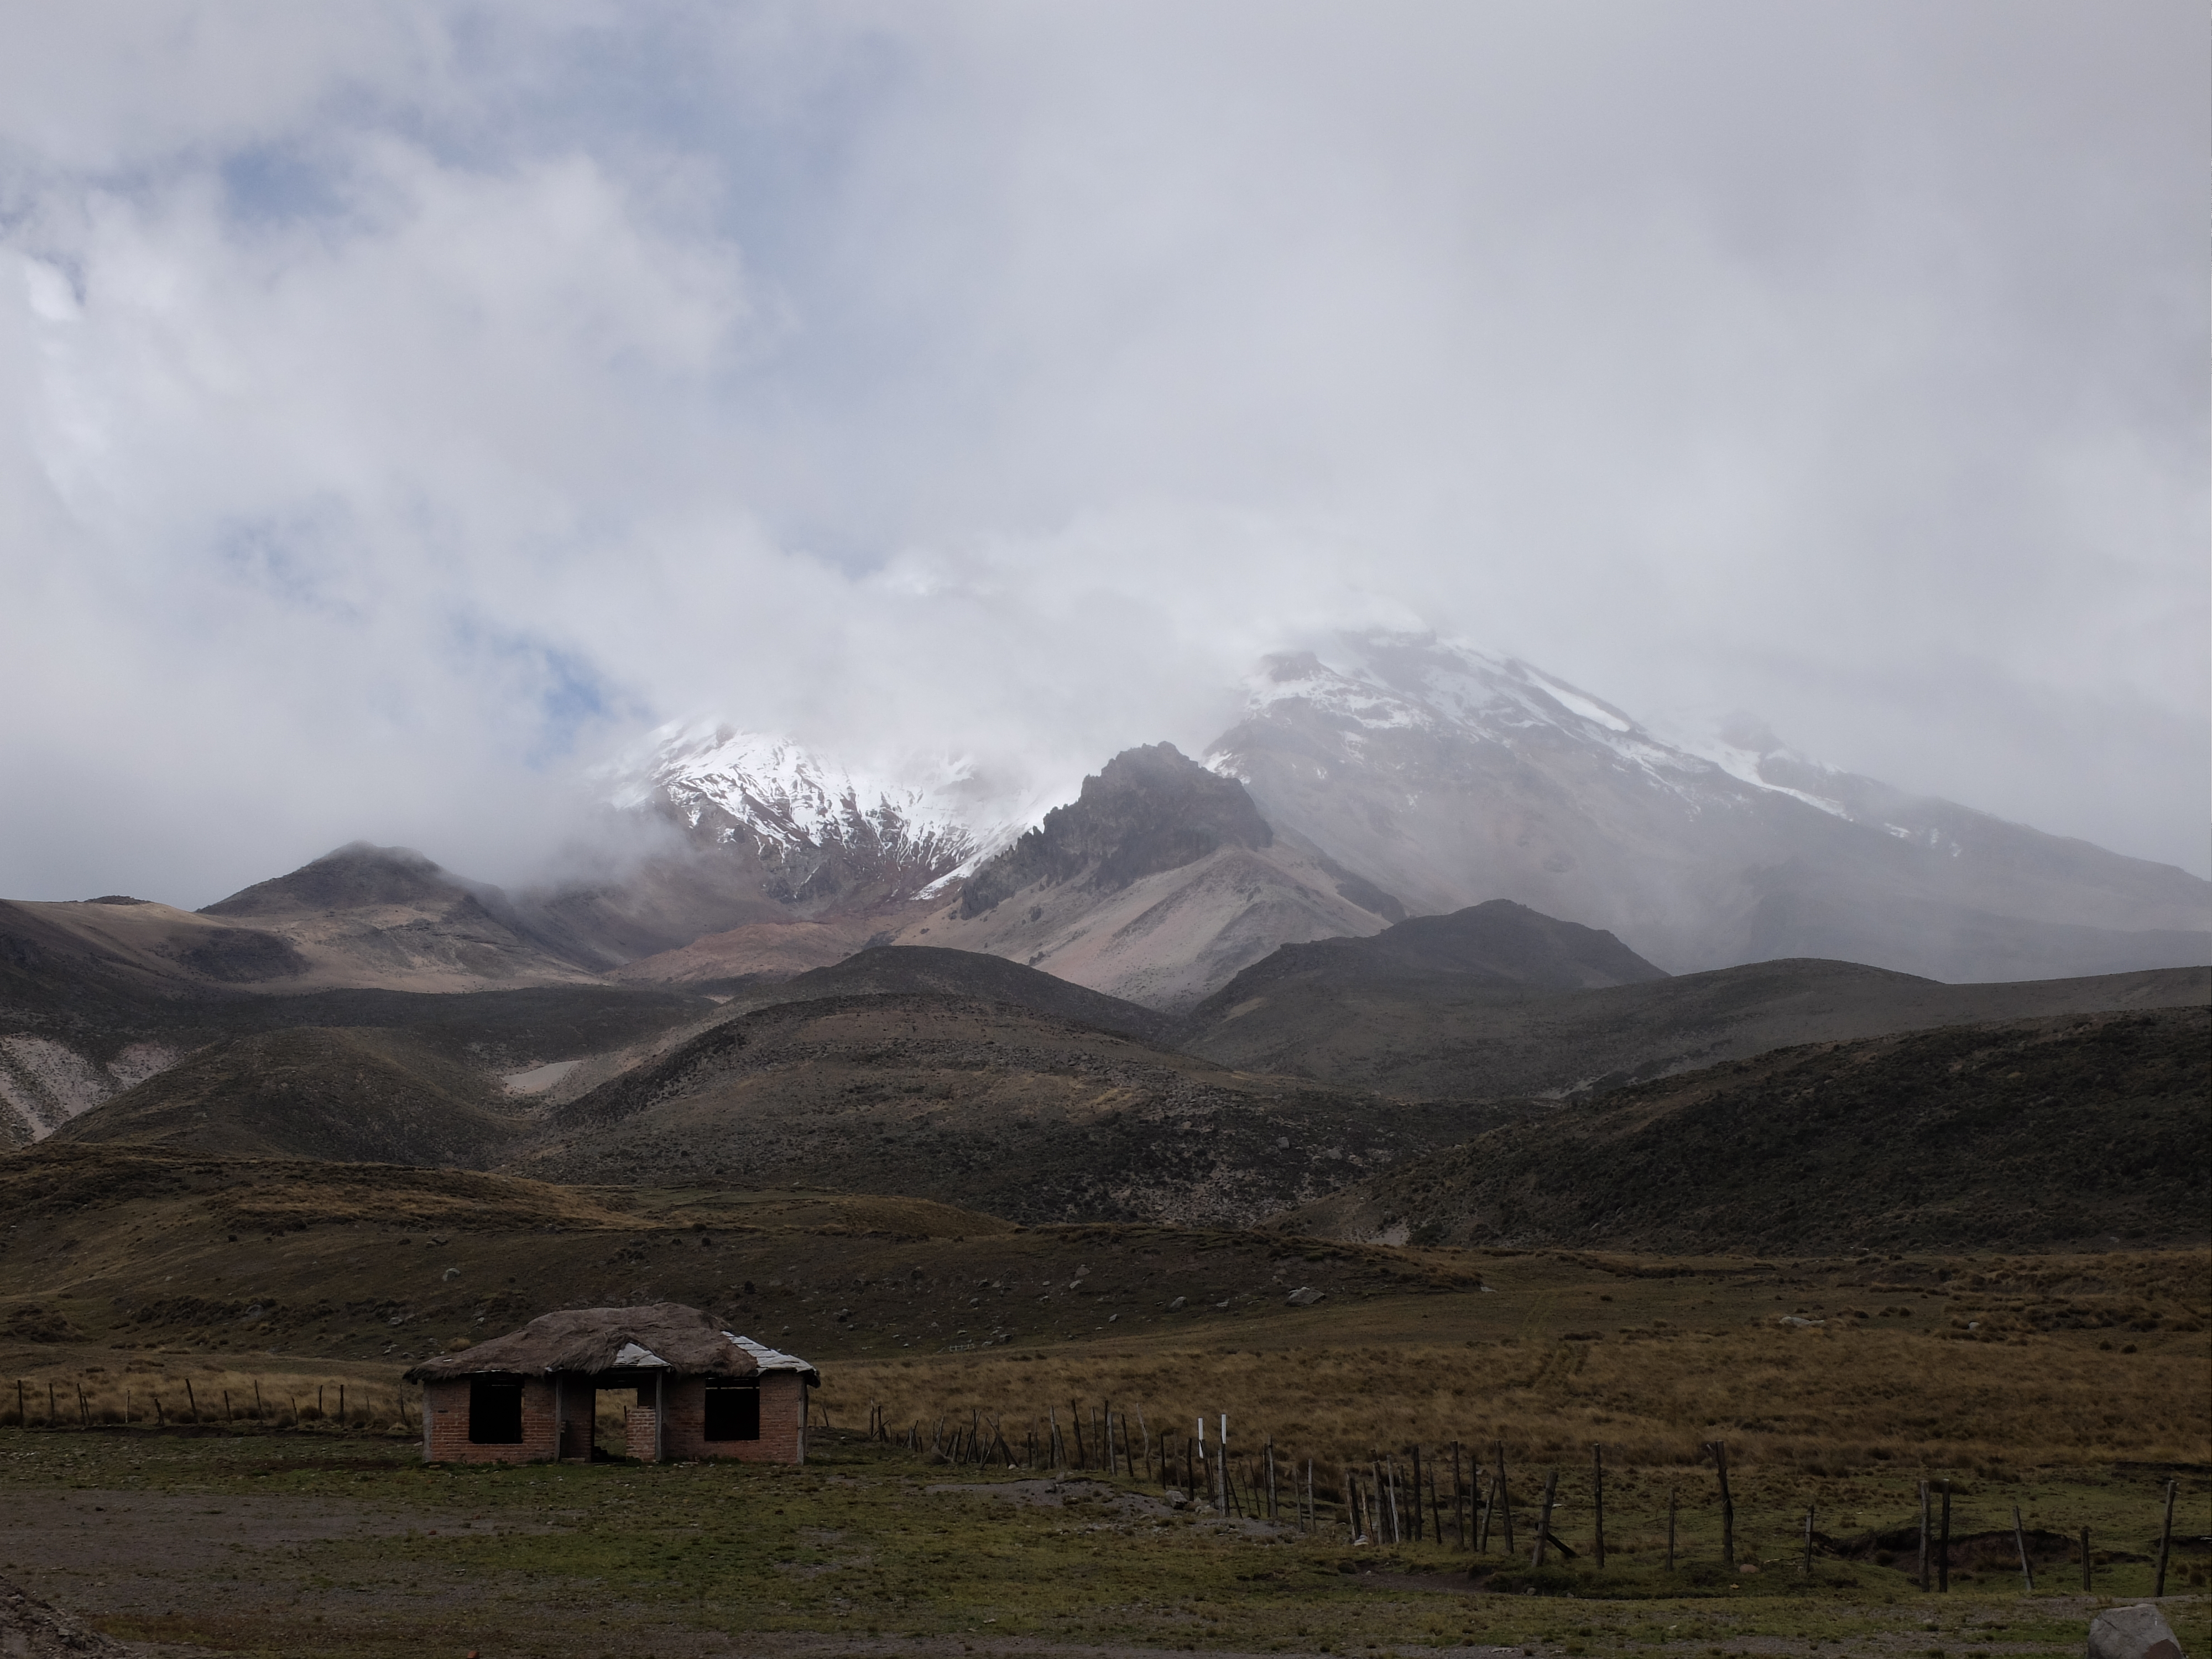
[1207,633,2210,983]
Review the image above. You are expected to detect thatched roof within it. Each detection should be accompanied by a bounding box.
[404,1302,818,1384]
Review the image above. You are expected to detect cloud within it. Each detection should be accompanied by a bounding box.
[0,1,2203,904]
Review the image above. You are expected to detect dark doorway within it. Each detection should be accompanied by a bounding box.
[704,1379,760,1441]
[468,1378,524,1444]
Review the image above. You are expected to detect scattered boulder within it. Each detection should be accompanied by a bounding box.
[0,1577,133,1655]
[1286,1287,1325,1307]
[2088,1604,2185,1659]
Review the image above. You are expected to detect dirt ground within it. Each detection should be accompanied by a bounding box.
[0,1441,2202,1659]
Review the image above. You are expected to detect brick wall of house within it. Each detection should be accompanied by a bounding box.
[421,1369,807,1465]
[656,1372,808,1464]
[421,1376,559,1464]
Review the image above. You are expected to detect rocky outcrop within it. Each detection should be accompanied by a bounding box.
[959,743,1271,918]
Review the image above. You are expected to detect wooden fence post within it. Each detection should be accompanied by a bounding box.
[1452,1442,1465,1549]
[1803,1506,1815,1577]
[1531,1469,1559,1568]
[2154,1479,2176,1597]
[1410,1445,1424,1541]
[1918,1480,1931,1590]
[1707,1441,1734,1569]
[1218,1416,1230,1514]
[1938,1480,1950,1593]
[1592,1444,1605,1568]
[2012,1506,2034,1592]
[1496,1441,1514,1555]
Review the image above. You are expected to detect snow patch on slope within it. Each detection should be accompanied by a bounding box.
[1218,634,1879,826]
[609,722,1053,887]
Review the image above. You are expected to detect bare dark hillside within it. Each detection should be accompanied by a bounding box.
[0,975,714,1148]
[1181,948,2209,1100]
[713,945,1181,1046]
[1186,899,1667,1009]
[1274,1005,2211,1254]
[50,1027,533,1166]
[516,991,1523,1227]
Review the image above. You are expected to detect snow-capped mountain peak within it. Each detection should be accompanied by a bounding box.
[607,722,1043,903]
[1219,634,1863,824]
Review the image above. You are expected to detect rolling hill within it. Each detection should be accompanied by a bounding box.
[1271,1004,2212,1254]
[707,944,1183,1045]
[2,977,714,1148]
[510,990,1523,1227]
[47,1027,535,1167]
[1180,912,2209,1100]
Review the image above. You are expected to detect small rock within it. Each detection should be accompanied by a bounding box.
[2088,1604,2187,1659]
[1286,1287,1325,1307]
[443,1266,460,1281]
[1167,1296,1186,1311]
[1778,1314,1823,1327]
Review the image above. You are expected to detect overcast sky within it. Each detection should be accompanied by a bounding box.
[2,0,2205,904]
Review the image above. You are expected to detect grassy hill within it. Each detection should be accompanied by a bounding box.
[1272,1005,2211,1254]
[515,990,1525,1227]
[1,978,716,1148]
[0,1143,1476,1372]
[46,1027,533,1165]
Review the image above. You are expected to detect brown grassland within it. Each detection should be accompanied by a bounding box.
[1,1196,2205,1658]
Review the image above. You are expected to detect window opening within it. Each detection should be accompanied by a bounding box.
[468,1378,525,1444]
[704,1379,760,1441]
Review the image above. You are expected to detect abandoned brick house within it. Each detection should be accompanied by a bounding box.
[404,1302,819,1465]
